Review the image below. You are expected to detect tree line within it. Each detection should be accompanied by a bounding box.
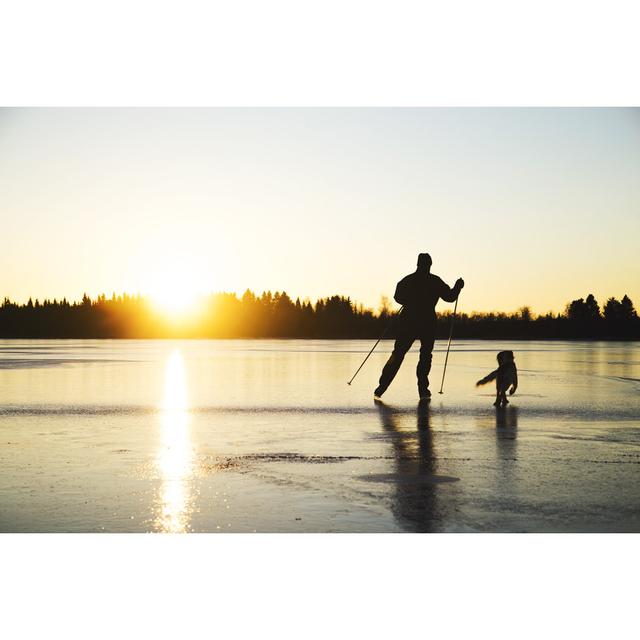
[0,290,638,339]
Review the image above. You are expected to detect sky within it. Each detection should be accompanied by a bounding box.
[1,107,639,315]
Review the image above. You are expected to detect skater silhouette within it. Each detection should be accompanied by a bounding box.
[374,253,464,400]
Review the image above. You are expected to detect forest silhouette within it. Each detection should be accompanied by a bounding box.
[0,290,638,339]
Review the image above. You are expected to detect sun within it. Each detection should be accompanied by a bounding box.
[151,286,198,316]
[147,266,205,317]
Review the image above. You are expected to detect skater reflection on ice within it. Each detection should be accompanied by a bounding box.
[375,401,459,532]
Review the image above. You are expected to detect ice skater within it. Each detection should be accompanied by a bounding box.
[476,350,518,407]
[374,253,464,400]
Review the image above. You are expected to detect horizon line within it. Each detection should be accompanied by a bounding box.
[3,289,636,319]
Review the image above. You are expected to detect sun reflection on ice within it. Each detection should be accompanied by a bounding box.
[156,349,194,533]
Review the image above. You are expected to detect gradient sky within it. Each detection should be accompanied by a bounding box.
[1,108,639,314]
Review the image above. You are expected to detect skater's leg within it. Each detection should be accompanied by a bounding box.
[417,335,435,398]
[375,335,414,397]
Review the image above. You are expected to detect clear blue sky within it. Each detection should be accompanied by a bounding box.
[1,108,639,313]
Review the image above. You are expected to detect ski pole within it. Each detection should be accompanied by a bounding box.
[438,295,459,394]
[347,307,402,386]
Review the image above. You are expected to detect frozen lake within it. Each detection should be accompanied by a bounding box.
[0,339,639,532]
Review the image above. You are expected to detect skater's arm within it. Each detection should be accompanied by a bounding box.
[509,369,518,395]
[439,277,464,303]
[393,278,409,305]
[476,369,498,387]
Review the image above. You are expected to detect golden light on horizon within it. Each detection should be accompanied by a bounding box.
[146,260,207,318]
[156,349,194,533]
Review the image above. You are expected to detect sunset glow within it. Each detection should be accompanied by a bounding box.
[145,260,207,317]
[1,108,639,314]
[148,278,201,317]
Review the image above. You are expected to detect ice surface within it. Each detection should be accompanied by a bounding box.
[0,339,638,532]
